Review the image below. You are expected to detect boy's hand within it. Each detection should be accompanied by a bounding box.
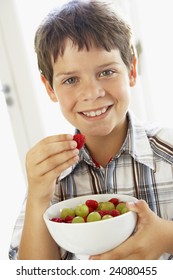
[90,200,173,260]
[26,134,79,202]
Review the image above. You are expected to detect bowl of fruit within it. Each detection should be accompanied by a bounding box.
[43,194,137,259]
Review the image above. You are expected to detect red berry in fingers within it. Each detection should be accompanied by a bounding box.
[73,134,85,149]
[85,199,98,210]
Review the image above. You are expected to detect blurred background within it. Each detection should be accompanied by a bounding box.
[0,0,173,259]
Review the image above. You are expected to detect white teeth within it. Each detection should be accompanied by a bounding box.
[83,107,108,117]
[90,111,96,117]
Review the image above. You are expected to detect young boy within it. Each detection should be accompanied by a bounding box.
[9,0,173,260]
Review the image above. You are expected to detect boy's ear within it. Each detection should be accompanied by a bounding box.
[40,74,58,102]
[129,56,137,87]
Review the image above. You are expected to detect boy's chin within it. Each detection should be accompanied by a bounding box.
[84,128,116,138]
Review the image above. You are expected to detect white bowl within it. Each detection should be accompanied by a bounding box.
[43,194,137,258]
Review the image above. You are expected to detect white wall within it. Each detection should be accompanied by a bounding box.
[0,89,26,260]
[14,0,75,137]
[136,0,173,126]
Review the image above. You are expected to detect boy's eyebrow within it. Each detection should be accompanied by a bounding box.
[96,62,120,69]
[55,71,79,78]
[55,62,120,77]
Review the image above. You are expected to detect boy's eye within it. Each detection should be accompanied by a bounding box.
[99,69,114,77]
[64,77,78,85]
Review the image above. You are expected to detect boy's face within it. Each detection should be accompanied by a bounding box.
[43,39,136,137]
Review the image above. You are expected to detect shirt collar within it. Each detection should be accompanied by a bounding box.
[125,110,155,170]
[59,111,155,180]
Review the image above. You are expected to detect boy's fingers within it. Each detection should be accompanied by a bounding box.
[39,149,79,175]
[126,200,156,231]
[41,134,73,144]
[35,140,77,163]
[28,136,77,165]
[126,199,150,217]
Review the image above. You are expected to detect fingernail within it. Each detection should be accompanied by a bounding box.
[71,141,77,148]
[127,201,135,205]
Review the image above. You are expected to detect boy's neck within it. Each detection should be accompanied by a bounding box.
[85,118,128,168]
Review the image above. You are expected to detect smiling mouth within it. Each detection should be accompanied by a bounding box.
[81,106,111,117]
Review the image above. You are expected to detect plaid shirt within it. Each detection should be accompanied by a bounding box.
[9,111,173,260]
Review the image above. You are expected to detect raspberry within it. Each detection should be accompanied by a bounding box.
[50,217,64,223]
[97,210,110,217]
[108,198,119,207]
[64,216,74,223]
[73,134,85,149]
[85,199,98,210]
[88,206,95,213]
[109,209,120,217]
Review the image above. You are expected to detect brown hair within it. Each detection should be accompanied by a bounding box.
[34,0,134,87]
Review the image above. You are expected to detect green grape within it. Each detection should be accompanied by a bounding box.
[97,202,103,210]
[75,204,89,217]
[60,208,75,219]
[102,214,113,220]
[72,216,85,223]
[99,201,115,211]
[121,207,129,214]
[86,211,101,222]
[115,202,126,213]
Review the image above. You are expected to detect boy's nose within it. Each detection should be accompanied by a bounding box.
[80,79,105,101]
